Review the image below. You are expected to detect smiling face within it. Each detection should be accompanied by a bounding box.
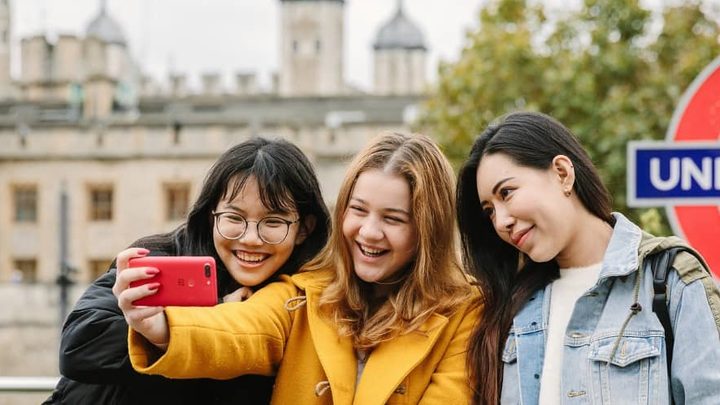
[212,176,306,287]
[476,153,578,263]
[342,169,418,284]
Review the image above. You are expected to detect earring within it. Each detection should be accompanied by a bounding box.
[564,189,571,197]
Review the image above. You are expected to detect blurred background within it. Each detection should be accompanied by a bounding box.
[0,0,718,403]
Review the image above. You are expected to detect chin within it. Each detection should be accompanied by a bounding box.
[354,270,381,284]
[526,250,555,264]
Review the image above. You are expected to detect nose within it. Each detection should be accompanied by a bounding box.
[238,221,263,245]
[493,204,514,233]
[358,216,384,241]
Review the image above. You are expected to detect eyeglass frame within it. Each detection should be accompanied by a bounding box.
[211,210,301,245]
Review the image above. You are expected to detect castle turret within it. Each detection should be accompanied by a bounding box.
[83,0,136,119]
[279,0,344,96]
[373,0,427,95]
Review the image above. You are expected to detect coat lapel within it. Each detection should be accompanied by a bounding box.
[304,287,357,405]
[353,313,449,404]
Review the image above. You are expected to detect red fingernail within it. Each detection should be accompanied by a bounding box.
[147,283,161,291]
[137,248,150,255]
[146,268,159,276]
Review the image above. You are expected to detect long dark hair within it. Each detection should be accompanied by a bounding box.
[133,138,330,296]
[457,112,613,404]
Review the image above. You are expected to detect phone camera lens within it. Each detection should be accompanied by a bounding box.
[204,263,211,278]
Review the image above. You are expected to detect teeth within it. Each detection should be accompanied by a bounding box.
[359,244,385,257]
[237,251,267,263]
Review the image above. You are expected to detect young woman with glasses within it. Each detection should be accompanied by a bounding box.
[115,132,480,404]
[45,138,330,405]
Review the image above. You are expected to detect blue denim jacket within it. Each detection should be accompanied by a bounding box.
[500,213,720,404]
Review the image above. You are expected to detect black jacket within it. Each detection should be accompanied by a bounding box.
[44,232,274,405]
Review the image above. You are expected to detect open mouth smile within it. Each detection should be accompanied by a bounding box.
[357,242,388,258]
[235,250,269,264]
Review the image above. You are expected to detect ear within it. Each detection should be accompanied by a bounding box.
[295,215,316,245]
[551,155,575,193]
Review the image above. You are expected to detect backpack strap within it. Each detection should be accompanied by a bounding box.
[645,246,710,372]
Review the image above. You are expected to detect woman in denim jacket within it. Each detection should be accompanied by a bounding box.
[457,111,720,405]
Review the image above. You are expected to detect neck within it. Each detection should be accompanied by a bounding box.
[555,211,613,269]
[370,272,406,298]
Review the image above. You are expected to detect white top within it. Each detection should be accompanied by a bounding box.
[538,262,602,405]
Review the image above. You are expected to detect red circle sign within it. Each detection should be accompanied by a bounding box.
[665,56,720,277]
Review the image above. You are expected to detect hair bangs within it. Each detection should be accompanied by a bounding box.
[222,154,297,215]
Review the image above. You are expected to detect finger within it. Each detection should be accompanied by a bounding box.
[116,247,150,273]
[117,283,160,310]
[126,306,165,325]
[239,286,253,301]
[223,286,253,303]
[113,267,159,297]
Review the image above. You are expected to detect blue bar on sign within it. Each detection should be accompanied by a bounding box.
[635,147,720,199]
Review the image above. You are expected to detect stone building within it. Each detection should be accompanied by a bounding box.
[0,0,428,287]
[0,0,429,388]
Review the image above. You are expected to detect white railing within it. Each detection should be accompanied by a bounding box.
[0,377,59,392]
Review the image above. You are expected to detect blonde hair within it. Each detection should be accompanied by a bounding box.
[306,132,474,350]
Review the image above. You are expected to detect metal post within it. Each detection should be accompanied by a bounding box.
[57,183,74,326]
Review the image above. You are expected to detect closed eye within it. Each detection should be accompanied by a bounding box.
[385,216,406,224]
[349,205,367,214]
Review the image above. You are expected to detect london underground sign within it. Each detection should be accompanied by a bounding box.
[628,55,720,277]
[628,143,720,205]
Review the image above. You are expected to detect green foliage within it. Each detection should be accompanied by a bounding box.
[420,0,720,234]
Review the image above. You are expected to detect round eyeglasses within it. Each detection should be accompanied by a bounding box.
[212,211,300,245]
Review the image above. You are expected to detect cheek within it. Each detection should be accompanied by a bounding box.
[341,216,357,240]
[212,229,224,251]
[393,227,418,254]
[274,240,296,260]
[497,231,512,245]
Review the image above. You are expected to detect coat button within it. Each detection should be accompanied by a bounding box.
[569,332,586,338]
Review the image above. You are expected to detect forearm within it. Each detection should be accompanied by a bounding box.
[130,279,295,379]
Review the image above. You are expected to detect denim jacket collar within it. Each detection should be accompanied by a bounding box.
[597,213,642,280]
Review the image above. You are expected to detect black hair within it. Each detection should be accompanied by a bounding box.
[458,111,613,404]
[134,138,330,296]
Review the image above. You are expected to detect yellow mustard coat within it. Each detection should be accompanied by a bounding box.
[129,269,480,405]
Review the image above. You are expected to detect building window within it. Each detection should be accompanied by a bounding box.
[165,183,190,221]
[14,185,38,222]
[89,186,113,221]
[292,40,299,53]
[315,39,321,53]
[89,259,113,281]
[12,259,37,284]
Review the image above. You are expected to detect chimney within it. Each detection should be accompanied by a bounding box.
[169,73,187,97]
[202,72,222,96]
[235,72,257,95]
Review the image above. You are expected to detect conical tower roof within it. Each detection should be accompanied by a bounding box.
[374,1,426,51]
[86,0,126,45]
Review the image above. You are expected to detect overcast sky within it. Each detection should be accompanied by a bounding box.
[12,0,489,92]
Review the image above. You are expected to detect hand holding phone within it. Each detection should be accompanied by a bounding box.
[129,256,218,307]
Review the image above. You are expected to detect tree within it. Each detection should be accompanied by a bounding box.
[420,0,720,234]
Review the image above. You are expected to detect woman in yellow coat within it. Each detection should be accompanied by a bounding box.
[116,133,480,404]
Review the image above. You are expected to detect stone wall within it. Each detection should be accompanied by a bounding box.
[0,283,85,404]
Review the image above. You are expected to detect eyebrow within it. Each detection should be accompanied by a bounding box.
[480,177,514,206]
[221,204,290,216]
[492,177,514,195]
[350,197,410,216]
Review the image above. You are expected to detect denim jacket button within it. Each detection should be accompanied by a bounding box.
[569,332,586,338]
[567,390,587,398]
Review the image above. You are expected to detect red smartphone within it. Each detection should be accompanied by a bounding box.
[128,256,218,307]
